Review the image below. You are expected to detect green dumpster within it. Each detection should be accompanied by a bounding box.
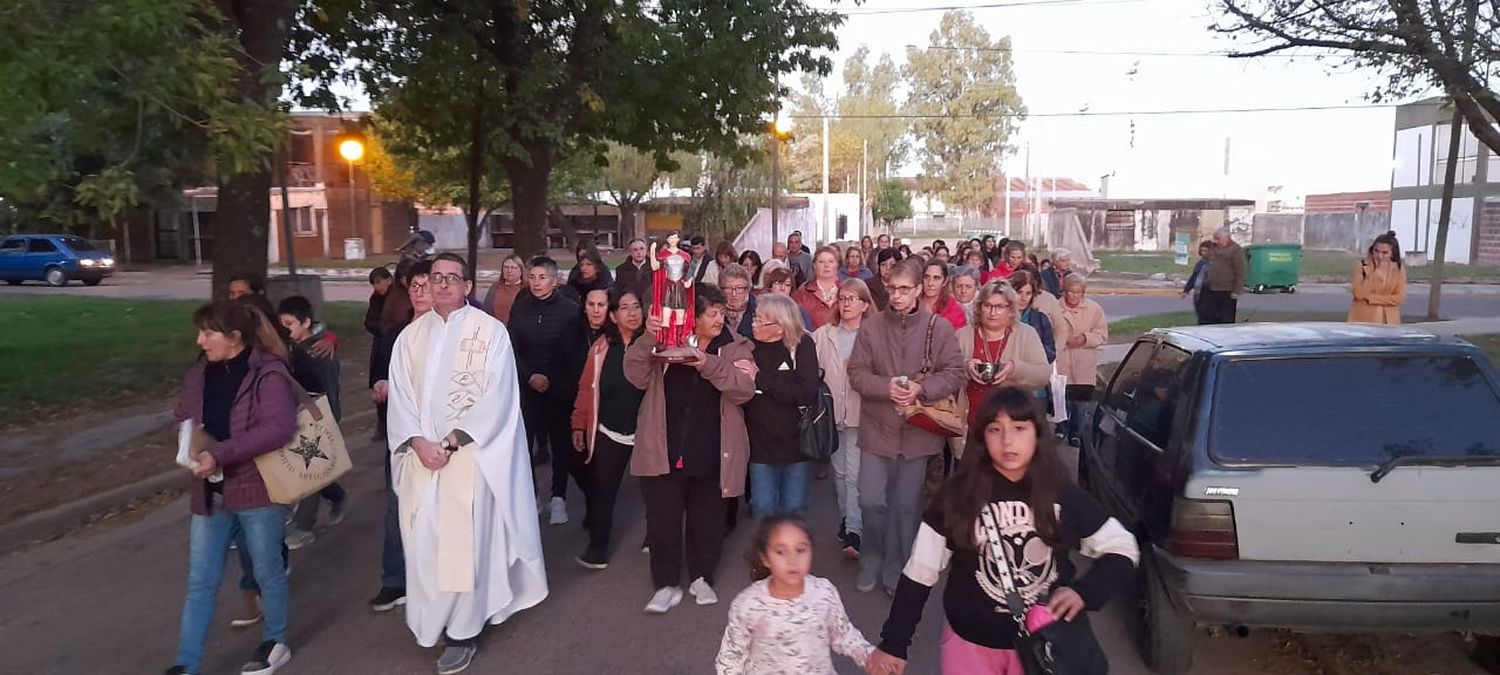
[1244,243,1301,293]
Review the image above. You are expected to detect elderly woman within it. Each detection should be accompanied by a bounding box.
[1040,248,1076,298]
[841,244,874,282]
[738,293,820,518]
[813,278,875,557]
[1055,276,1109,441]
[1008,270,1056,362]
[953,281,1050,435]
[950,265,981,319]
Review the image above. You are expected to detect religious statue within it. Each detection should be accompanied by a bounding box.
[649,232,696,360]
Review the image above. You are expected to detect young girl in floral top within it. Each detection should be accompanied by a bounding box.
[716,516,875,674]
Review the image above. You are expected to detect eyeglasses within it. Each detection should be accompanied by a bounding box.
[838,295,864,304]
[409,282,430,294]
[723,285,750,294]
[981,302,1013,314]
[431,273,465,286]
[889,284,918,294]
[751,317,778,327]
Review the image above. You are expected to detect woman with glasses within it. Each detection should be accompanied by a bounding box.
[738,294,821,519]
[953,282,1051,434]
[813,278,875,558]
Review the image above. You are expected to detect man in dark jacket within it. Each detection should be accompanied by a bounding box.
[509,256,588,526]
[718,262,758,339]
[364,266,393,336]
[1202,228,1247,324]
[614,237,652,299]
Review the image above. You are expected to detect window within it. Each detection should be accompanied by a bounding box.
[28,238,58,253]
[1209,354,1500,465]
[1433,123,1481,185]
[1104,341,1156,412]
[1125,345,1192,448]
[0,237,24,252]
[1392,125,1433,188]
[288,206,316,236]
[59,235,97,251]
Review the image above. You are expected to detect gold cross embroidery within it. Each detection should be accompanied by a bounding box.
[458,328,488,370]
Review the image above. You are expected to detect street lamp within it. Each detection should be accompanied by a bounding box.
[337,136,366,248]
[769,112,793,248]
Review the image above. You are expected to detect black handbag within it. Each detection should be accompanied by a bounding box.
[993,542,1109,675]
[798,367,839,462]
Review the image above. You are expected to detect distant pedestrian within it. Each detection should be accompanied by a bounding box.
[570,288,647,570]
[840,245,874,282]
[985,241,1027,283]
[1055,276,1108,441]
[868,248,898,311]
[1182,241,1213,325]
[567,249,612,301]
[615,238,652,300]
[366,261,433,614]
[740,294,820,519]
[737,250,765,289]
[786,231,814,288]
[366,266,394,337]
[715,516,875,675]
[868,387,1138,675]
[275,296,347,550]
[482,254,526,323]
[918,260,967,330]
[168,300,297,675]
[1202,228,1246,324]
[1039,248,1075,298]
[1348,231,1407,325]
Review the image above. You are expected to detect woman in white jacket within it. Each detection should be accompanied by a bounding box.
[812,278,876,558]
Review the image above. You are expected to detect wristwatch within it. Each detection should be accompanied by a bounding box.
[440,438,458,455]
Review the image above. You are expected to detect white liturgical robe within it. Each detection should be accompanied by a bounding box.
[388,304,547,646]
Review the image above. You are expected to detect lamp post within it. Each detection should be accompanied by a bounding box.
[338,137,365,249]
[769,113,793,249]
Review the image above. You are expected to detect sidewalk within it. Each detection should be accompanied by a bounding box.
[1098,317,1500,364]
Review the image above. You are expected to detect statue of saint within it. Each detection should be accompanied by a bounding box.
[649,232,696,358]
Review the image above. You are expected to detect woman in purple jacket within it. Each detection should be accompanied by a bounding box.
[167,300,299,675]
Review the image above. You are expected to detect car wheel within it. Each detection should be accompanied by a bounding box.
[1253,284,1265,294]
[4,279,19,286]
[1138,558,1195,675]
[1284,285,1296,294]
[82,277,102,287]
[44,267,68,287]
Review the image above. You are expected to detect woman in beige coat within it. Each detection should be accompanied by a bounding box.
[812,278,876,558]
[1348,231,1407,325]
[953,281,1051,444]
[1055,275,1109,440]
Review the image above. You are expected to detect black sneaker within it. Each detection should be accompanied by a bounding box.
[575,545,608,571]
[164,667,192,675]
[842,532,862,559]
[370,586,407,612]
[437,639,477,675]
[240,640,291,675]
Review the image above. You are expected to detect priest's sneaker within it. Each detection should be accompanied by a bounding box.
[548,497,569,525]
[689,577,719,605]
[436,639,477,674]
[369,586,407,612]
[644,586,683,614]
[240,640,291,675]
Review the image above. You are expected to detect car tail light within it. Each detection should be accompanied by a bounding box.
[1168,498,1239,560]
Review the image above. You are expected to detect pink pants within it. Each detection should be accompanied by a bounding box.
[941,623,1024,674]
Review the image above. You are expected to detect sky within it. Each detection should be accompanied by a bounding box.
[811,0,1418,201]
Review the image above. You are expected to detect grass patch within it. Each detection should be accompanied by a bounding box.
[1107,310,1425,344]
[0,297,368,427]
[1460,334,1500,366]
[1094,250,1500,283]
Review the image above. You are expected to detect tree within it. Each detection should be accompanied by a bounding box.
[783,49,910,195]
[1214,0,1498,155]
[1214,0,1496,319]
[904,11,1026,216]
[599,142,669,243]
[871,178,912,229]
[310,0,843,256]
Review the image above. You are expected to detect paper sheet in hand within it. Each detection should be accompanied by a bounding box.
[176,420,198,469]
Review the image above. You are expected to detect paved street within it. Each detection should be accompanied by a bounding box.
[3,268,1498,322]
[4,414,1483,674]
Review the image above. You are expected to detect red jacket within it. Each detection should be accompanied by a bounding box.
[174,350,298,515]
[791,280,839,330]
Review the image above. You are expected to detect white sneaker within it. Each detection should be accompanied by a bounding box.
[548,497,569,525]
[240,641,291,675]
[689,577,719,605]
[643,586,683,614]
[284,529,315,551]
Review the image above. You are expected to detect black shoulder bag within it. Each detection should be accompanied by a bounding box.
[993,542,1109,675]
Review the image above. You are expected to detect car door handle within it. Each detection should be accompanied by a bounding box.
[1456,532,1500,544]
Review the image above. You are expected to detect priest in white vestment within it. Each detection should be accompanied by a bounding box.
[387,254,548,674]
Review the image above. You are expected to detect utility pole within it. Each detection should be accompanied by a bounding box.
[822,116,830,244]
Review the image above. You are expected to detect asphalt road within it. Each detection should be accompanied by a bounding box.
[4,269,1499,322]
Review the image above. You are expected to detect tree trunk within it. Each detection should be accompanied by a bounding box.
[550,206,575,250]
[619,201,639,243]
[210,0,294,298]
[504,144,553,257]
[464,97,486,295]
[1427,108,1465,321]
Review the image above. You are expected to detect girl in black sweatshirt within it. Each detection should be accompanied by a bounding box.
[869,386,1139,674]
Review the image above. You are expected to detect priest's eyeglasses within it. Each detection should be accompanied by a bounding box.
[431,273,465,286]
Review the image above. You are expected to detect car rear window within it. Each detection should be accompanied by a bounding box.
[1209,353,1500,465]
[59,236,97,251]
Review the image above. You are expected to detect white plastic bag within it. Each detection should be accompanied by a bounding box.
[1048,366,1069,424]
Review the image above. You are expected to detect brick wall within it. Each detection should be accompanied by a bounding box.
[1304,191,1392,214]
[1478,200,1500,265]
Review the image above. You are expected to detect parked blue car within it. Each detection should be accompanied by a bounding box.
[0,234,116,287]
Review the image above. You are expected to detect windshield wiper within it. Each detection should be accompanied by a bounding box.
[1370,453,1500,483]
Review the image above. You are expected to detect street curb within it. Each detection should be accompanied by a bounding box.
[0,408,378,556]
[1090,287,1182,297]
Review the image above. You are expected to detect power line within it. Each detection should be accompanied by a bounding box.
[904,44,1358,60]
[824,0,1142,16]
[789,103,1395,119]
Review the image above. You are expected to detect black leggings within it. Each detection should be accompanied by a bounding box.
[583,434,632,554]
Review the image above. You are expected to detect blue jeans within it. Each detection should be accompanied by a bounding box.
[748,462,813,519]
[175,496,289,671]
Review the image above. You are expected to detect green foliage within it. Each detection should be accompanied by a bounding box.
[872,179,913,226]
[904,10,1026,215]
[785,47,909,194]
[0,0,283,231]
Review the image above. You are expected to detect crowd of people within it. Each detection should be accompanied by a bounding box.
[165,229,1154,675]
